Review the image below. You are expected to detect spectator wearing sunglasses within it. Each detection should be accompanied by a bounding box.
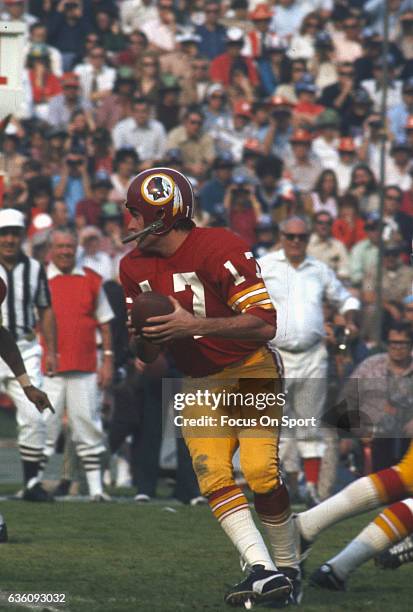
[259,215,360,505]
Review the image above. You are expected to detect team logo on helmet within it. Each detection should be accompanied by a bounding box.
[141,173,174,206]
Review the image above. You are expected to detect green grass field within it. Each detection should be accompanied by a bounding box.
[0,496,411,612]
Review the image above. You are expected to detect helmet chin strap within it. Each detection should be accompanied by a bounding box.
[121,219,165,244]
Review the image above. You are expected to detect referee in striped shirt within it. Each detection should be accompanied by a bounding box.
[0,208,57,502]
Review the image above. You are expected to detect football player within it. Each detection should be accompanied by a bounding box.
[0,277,53,541]
[295,439,413,590]
[120,168,301,608]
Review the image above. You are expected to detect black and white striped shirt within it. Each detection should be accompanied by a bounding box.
[0,253,51,341]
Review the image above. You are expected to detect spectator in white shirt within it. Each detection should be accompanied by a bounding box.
[361,56,402,112]
[121,0,158,35]
[0,0,36,41]
[74,46,116,107]
[112,97,166,164]
[77,226,115,281]
[310,168,339,218]
[385,139,413,190]
[335,137,358,193]
[259,216,360,504]
[140,0,177,52]
[312,109,340,169]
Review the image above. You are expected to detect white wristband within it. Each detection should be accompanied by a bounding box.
[17,373,32,388]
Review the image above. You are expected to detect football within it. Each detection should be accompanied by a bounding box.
[130,291,174,333]
[0,278,7,306]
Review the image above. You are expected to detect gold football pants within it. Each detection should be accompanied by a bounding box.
[181,347,284,496]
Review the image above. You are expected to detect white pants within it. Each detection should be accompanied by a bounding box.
[42,372,106,459]
[278,342,328,472]
[0,340,45,450]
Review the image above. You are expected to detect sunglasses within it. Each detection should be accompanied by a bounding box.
[282,232,309,242]
[386,194,402,202]
[188,119,202,125]
[0,227,23,237]
[316,220,332,226]
[388,340,411,346]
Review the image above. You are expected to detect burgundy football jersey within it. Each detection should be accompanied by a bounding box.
[119,227,276,376]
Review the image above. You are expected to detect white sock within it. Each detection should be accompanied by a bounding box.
[221,508,277,571]
[329,522,389,580]
[298,476,381,542]
[85,469,103,497]
[261,515,299,570]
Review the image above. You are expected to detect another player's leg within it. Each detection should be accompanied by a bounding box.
[7,378,52,502]
[375,533,413,569]
[296,440,413,552]
[310,498,413,590]
[66,373,108,500]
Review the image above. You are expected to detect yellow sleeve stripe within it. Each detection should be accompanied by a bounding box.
[235,292,271,311]
[228,282,266,307]
[242,300,275,313]
[229,287,268,310]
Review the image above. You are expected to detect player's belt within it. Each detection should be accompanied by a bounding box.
[278,340,322,354]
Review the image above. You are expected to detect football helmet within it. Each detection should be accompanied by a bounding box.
[125,167,195,235]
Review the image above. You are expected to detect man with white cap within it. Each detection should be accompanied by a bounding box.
[0,208,57,502]
[210,27,259,87]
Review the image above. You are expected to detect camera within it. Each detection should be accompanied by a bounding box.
[333,325,350,353]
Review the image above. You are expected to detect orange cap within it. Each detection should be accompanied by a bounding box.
[338,137,356,152]
[269,94,294,108]
[250,3,273,20]
[233,100,252,117]
[243,138,262,152]
[290,129,312,143]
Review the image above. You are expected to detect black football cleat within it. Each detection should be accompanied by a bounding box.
[23,482,54,502]
[375,535,413,570]
[278,567,303,606]
[53,479,72,497]
[0,514,8,543]
[224,564,292,608]
[309,563,346,591]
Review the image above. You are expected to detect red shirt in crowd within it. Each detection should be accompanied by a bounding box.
[42,263,113,373]
[210,53,259,87]
[75,198,102,227]
[29,70,62,104]
[332,217,366,249]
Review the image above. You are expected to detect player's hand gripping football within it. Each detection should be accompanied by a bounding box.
[23,386,55,414]
[142,297,197,344]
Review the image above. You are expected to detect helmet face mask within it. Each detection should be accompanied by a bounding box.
[126,167,195,235]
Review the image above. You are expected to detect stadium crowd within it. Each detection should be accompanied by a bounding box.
[1,0,413,506]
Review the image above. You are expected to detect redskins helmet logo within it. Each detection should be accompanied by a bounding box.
[141,173,174,205]
[141,172,184,216]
